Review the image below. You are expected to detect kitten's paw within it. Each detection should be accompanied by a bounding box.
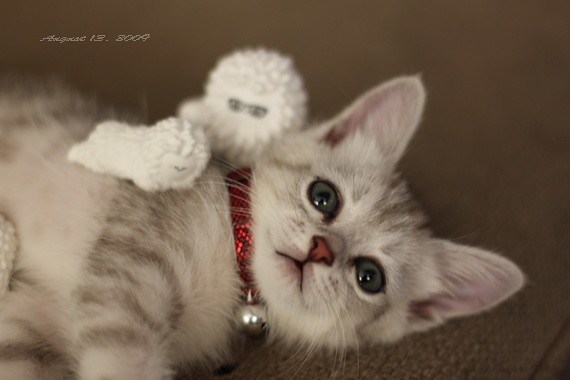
[0,215,17,297]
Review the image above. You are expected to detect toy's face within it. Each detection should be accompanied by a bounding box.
[228,97,268,119]
[207,86,285,144]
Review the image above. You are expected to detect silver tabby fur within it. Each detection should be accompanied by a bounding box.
[0,76,524,379]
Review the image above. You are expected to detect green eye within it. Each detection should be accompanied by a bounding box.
[309,181,340,218]
[355,258,385,293]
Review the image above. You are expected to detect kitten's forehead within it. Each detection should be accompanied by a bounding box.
[263,124,388,178]
[260,125,425,237]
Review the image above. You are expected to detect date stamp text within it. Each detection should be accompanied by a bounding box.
[40,34,151,43]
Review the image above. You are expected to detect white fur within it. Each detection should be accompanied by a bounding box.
[68,117,210,191]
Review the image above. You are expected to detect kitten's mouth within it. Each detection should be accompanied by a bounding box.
[276,251,304,289]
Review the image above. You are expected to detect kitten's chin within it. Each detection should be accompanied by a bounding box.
[252,232,341,343]
[257,250,323,305]
[253,243,305,307]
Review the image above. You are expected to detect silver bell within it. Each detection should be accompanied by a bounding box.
[235,290,267,336]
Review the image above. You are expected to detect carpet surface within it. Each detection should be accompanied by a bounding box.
[1,1,568,378]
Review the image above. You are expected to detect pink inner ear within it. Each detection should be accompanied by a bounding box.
[323,127,345,146]
[409,245,524,321]
[321,78,424,162]
[324,90,386,146]
[410,281,494,320]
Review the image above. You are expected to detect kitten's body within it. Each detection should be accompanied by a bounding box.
[0,81,241,377]
[0,77,524,379]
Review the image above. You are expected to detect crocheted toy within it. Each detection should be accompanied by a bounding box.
[0,48,308,295]
[68,117,210,192]
[178,48,307,167]
[0,214,17,298]
[69,48,307,191]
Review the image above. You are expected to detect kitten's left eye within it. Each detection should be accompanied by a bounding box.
[354,258,385,293]
[309,181,340,219]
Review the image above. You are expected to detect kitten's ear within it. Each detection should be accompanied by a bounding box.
[410,240,524,323]
[323,76,425,163]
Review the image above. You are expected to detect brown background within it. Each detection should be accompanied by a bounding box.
[1,1,569,378]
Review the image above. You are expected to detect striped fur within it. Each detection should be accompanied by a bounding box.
[0,77,524,378]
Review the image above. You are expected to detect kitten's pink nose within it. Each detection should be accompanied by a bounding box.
[308,236,334,266]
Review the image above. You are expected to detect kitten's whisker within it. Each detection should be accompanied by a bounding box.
[342,302,360,379]
[196,181,259,207]
[223,176,252,188]
[199,178,262,205]
[338,299,358,379]
[201,179,251,195]
[278,341,304,377]
[276,322,317,371]
[279,341,313,378]
[283,330,322,379]
[292,335,320,377]
[211,156,245,173]
[279,340,307,372]
[210,156,238,169]
[328,296,345,379]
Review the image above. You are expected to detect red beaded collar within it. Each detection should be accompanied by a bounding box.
[226,169,257,296]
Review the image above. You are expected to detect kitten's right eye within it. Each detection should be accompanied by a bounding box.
[354,258,385,293]
[308,181,340,219]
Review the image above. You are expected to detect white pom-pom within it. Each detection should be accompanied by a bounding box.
[0,214,17,298]
[68,118,211,191]
[178,47,308,167]
[177,98,214,127]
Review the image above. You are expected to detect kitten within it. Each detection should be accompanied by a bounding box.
[0,76,524,379]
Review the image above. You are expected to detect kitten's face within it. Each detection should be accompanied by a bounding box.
[251,77,524,348]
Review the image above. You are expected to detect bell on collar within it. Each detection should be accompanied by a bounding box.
[235,290,267,336]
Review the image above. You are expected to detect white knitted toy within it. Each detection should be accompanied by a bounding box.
[0,48,309,294]
[0,214,17,298]
[68,117,210,192]
[178,48,307,167]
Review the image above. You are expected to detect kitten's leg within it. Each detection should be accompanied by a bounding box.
[0,283,71,379]
[73,237,183,380]
[0,214,17,297]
